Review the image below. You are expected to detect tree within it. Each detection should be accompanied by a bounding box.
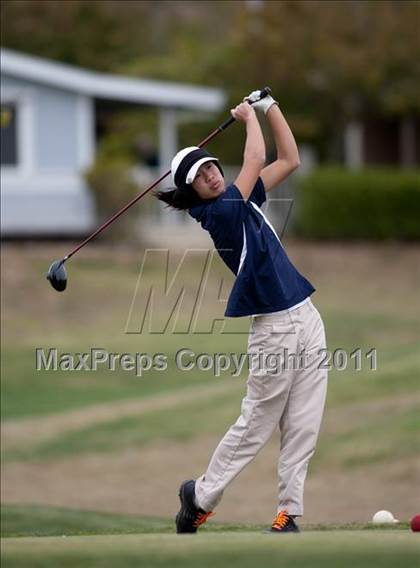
[2,1,418,161]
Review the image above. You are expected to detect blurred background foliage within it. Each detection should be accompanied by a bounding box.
[2,0,419,239]
[2,0,420,163]
[295,167,420,239]
[85,159,140,240]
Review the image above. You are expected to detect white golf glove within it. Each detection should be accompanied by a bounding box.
[244,89,278,115]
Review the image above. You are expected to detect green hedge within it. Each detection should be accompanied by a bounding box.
[294,167,420,240]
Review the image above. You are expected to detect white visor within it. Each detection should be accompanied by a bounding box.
[185,157,218,184]
[171,146,220,186]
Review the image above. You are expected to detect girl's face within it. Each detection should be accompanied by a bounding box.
[192,162,225,200]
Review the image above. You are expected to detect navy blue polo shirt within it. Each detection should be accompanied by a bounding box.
[189,177,315,317]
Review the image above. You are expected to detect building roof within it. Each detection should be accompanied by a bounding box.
[0,48,225,111]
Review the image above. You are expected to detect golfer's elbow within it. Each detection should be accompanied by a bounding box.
[282,151,300,173]
[289,145,301,168]
[289,156,301,171]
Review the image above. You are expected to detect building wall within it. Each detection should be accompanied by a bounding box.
[35,82,80,170]
[1,74,96,236]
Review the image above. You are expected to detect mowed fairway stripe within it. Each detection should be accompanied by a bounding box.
[2,380,242,449]
[2,532,419,568]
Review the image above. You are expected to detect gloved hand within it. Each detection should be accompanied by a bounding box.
[244,89,278,115]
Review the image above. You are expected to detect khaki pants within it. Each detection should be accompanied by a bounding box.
[195,298,328,516]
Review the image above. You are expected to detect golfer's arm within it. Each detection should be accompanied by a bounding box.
[234,115,266,201]
[260,105,300,193]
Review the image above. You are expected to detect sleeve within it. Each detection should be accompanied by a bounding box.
[248,176,267,207]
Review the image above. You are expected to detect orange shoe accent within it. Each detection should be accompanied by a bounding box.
[272,510,290,530]
[194,511,214,528]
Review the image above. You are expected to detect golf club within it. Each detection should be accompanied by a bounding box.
[46,87,272,292]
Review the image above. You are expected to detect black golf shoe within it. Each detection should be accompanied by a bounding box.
[175,480,213,533]
[269,510,300,533]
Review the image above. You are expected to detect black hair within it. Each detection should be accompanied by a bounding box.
[155,183,204,211]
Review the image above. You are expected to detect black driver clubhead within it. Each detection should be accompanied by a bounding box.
[46,260,67,292]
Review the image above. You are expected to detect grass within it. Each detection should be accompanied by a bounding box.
[1,504,411,538]
[3,318,419,420]
[3,533,418,568]
[1,504,173,537]
[2,243,419,420]
[2,242,420,561]
[312,404,420,470]
[1,505,418,568]
[1,323,249,420]
[5,382,420,466]
[3,387,242,461]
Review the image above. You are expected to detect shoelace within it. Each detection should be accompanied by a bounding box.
[194,511,214,528]
[272,510,290,530]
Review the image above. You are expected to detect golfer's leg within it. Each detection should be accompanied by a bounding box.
[277,301,328,517]
[195,319,298,513]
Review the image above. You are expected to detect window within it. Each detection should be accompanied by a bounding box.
[1,103,18,166]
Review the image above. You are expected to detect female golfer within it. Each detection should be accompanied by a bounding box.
[157,90,328,533]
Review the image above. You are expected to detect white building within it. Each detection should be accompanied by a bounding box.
[0,49,225,236]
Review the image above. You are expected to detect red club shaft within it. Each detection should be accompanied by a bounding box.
[65,126,227,261]
[64,87,271,261]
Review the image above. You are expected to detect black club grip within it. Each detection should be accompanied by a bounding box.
[218,87,272,131]
[245,86,272,104]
